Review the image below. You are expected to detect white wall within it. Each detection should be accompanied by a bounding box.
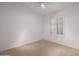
[0,5,43,51]
[44,5,79,49]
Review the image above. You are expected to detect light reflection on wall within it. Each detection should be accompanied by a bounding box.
[13,29,32,46]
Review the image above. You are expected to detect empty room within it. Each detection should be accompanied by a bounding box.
[0,2,79,56]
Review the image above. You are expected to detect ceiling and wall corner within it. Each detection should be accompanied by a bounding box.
[21,2,79,15]
[0,2,79,15]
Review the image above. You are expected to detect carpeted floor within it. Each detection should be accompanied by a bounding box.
[0,40,79,56]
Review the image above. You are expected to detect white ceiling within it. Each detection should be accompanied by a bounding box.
[0,2,79,15]
[25,2,79,15]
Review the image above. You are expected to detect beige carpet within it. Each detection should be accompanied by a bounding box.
[0,40,79,56]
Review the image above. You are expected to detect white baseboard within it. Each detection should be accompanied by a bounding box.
[0,39,41,51]
[45,38,79,50]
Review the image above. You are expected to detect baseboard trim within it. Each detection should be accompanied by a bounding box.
[0,39,41,52]
[45,39,79,50]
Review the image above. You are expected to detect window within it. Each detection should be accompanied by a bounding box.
[57,16,63,35]
[50,16,63,35]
